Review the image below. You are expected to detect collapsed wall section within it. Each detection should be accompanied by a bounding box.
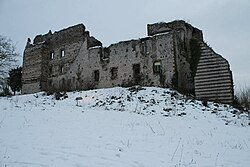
[147,20,203,40]
[92,33,176,89]
[148,20,234,103]
[58,32,176,91]
[147,20,204,94]
[22,20,234,105]
[22,24,99,93]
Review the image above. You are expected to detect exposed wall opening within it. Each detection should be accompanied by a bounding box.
[133,64,141,84]
[110,67,118,80]
[94,70,100,82]
[59,66,64,74]
[133,64,140,77]
[153,60,161,73]
[61,49,65,57]
[50,52,54,59]
[132,44,136,52]
[103,48,110,59]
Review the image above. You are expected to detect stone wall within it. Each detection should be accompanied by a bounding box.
[147,20,204,93]
[22,20,234,104]
[22,24,91,93]
[48,32,176,92]
[22,44,46,93]
[147,20,203,41]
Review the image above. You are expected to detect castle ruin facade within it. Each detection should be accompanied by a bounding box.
[22,20,234,104]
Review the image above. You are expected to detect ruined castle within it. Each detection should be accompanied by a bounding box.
[22,20,234,104]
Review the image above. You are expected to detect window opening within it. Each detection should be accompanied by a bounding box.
[94,70,100,82]
[133,64,140,77]
[50,52,54,59]
[60,66,64,74]
[153,61,161,73]
[61,49,65,57]
[110,67,118,80]
[133,64,141,84]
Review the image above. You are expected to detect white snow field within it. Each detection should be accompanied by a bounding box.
[0,87,250,167]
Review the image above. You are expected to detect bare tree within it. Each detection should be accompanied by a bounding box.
[0,35,19,76]
[0,35,20,90]
[237,84,250,111]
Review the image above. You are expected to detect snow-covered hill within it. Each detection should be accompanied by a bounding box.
[0,87,250,167]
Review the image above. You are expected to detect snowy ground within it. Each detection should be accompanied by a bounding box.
[0,87,250,167]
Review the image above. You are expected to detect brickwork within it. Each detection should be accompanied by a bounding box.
[194,42,234,103]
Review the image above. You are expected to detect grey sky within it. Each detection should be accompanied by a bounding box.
[0,0,249,90]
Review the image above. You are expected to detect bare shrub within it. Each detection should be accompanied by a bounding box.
[237,84,250,111]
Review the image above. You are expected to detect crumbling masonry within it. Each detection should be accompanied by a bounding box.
[22,20,234,104]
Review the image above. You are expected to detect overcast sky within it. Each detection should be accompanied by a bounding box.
[0,0,249,90]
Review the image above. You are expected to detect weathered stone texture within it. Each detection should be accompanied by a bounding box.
[22,20,234,104]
